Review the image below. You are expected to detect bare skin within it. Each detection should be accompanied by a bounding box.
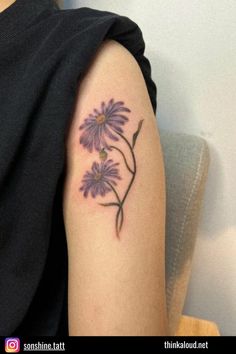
[64,40,168,335]
[0,0,16,13]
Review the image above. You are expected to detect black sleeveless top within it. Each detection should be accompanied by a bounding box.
[0,0,157,335]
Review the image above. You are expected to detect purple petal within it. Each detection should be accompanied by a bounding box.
[94,132,101,151]
[91,189,96,198]
[105,101,124,115]
[84,118,97,124]
[94,108,101,115]
[103,126,119,142]
[109,114,129,122]
[110,107,131,114]
[92,162,100,174]
[106,122,123,134]
[101,101,106,114]
[106,98,114,112]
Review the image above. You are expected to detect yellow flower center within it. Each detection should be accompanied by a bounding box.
[96,114,106,124]
[94,173,102,181]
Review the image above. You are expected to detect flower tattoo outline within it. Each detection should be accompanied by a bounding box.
[80,159,121,198]
[79,99,144,239]
[79,98,130,152]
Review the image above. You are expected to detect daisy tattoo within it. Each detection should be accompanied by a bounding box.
[79,99,144,239]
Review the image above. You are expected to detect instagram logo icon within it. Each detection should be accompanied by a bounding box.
[5,338,20,353]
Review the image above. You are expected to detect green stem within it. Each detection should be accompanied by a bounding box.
[115,132,137,233]
[105,181,124,239]
[100,126,142,237]
[109,145,134,174]
[116,132,137,174]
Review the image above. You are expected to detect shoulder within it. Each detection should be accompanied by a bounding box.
[65,38,152,154]
[71,38,145,111]
[85,39,141,75]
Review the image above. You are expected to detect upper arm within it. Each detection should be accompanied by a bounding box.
[63,40,167,336]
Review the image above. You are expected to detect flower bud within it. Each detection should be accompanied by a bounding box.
[99,148,108,161]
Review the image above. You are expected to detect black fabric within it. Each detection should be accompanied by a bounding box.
[0,0,157,336]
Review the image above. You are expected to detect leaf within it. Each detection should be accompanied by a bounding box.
[99,202,120,207]
[132,120,144,148]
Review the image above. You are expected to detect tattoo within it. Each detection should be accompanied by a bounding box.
[79,99,144,239]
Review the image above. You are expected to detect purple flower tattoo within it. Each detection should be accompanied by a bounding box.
[79,99,144,239]
[80,159,121,198]
[79,99,130,152]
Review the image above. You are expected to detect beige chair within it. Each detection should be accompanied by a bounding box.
[160,130,219,335]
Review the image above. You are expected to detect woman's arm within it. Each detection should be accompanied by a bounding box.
[63,40,167,336]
